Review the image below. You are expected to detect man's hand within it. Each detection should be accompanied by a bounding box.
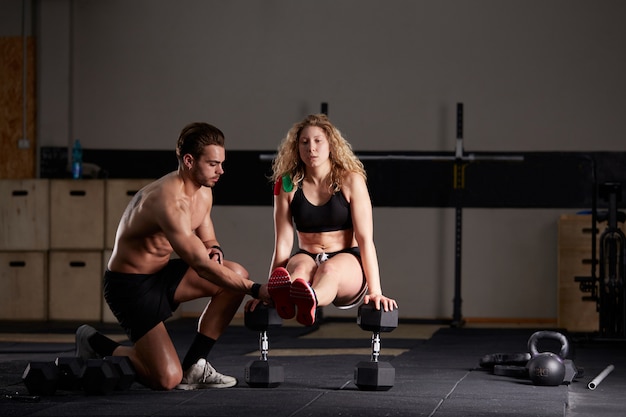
[246,283,271,311]
[245,298,261,312]
[208,247,222,264]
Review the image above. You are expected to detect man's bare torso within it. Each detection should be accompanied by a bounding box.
[107,171,212,274]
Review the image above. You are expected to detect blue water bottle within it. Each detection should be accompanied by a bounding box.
[72,139,83,179]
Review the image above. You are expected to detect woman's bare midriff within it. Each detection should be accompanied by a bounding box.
[297,229,357,254]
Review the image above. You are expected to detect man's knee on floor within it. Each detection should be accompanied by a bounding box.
[149,366,183,391]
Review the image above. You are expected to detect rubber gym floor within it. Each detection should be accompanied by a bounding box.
[1,316,624,417]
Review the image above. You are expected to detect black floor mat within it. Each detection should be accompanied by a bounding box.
[1,322,624,416]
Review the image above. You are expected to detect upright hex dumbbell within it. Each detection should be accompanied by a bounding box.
[244,304,284,388]
[354,303,398,391]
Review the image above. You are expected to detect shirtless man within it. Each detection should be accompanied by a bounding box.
[75,122,270,390]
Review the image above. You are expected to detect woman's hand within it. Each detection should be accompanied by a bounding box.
[363,294,398,312]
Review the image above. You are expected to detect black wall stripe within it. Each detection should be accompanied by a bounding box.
[41,147,626,209]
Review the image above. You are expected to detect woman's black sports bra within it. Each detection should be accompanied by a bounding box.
[290,187,353,233]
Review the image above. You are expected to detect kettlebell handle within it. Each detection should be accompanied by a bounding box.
[527,331,570,358]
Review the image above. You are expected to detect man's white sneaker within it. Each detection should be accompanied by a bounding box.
[176,359,237,389]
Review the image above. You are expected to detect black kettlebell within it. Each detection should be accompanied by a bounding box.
[526,331,569,386]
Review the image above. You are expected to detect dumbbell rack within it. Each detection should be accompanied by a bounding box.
[577,182,626,339]
[22,356,135,396]
[597,183,625,338]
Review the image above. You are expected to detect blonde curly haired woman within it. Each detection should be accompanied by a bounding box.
[254,114,397,326]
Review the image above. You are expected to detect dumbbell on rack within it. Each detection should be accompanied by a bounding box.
[354,303,399,391]
[22,361,61,396]
[55,356,85,391]
[22,357,87,395]
[244,304,284,388]
[81,358,120,395]
[103,356,136,391]
[22,355,136,396]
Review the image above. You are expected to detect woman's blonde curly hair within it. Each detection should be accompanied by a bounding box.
[271,114,366,192]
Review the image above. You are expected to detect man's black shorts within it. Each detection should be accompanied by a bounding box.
[103,259,188,343]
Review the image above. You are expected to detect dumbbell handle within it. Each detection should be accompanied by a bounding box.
[258,331,269,361]
[371,332,381,362]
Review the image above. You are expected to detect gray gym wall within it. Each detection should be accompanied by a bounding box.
[3,0,625,321]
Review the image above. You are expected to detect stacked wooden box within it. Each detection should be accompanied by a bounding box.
[556,214,626,332]
[0,180,49,320]
[0,179,151,321]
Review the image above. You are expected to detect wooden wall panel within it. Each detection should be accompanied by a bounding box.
[0,37,36,179]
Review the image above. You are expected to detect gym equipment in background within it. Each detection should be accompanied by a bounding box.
[576,182,626,339]
[479,330,581,386]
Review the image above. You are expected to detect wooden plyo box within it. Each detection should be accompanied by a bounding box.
[0,251,47,320]
[48,250,102,321]
[0,179,49,250]
[49,180,105,250]
[557,214,599,332]
[105,179,152,249]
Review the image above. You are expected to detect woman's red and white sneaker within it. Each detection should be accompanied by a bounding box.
[268,267,296,319]
[290,278,318,326]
